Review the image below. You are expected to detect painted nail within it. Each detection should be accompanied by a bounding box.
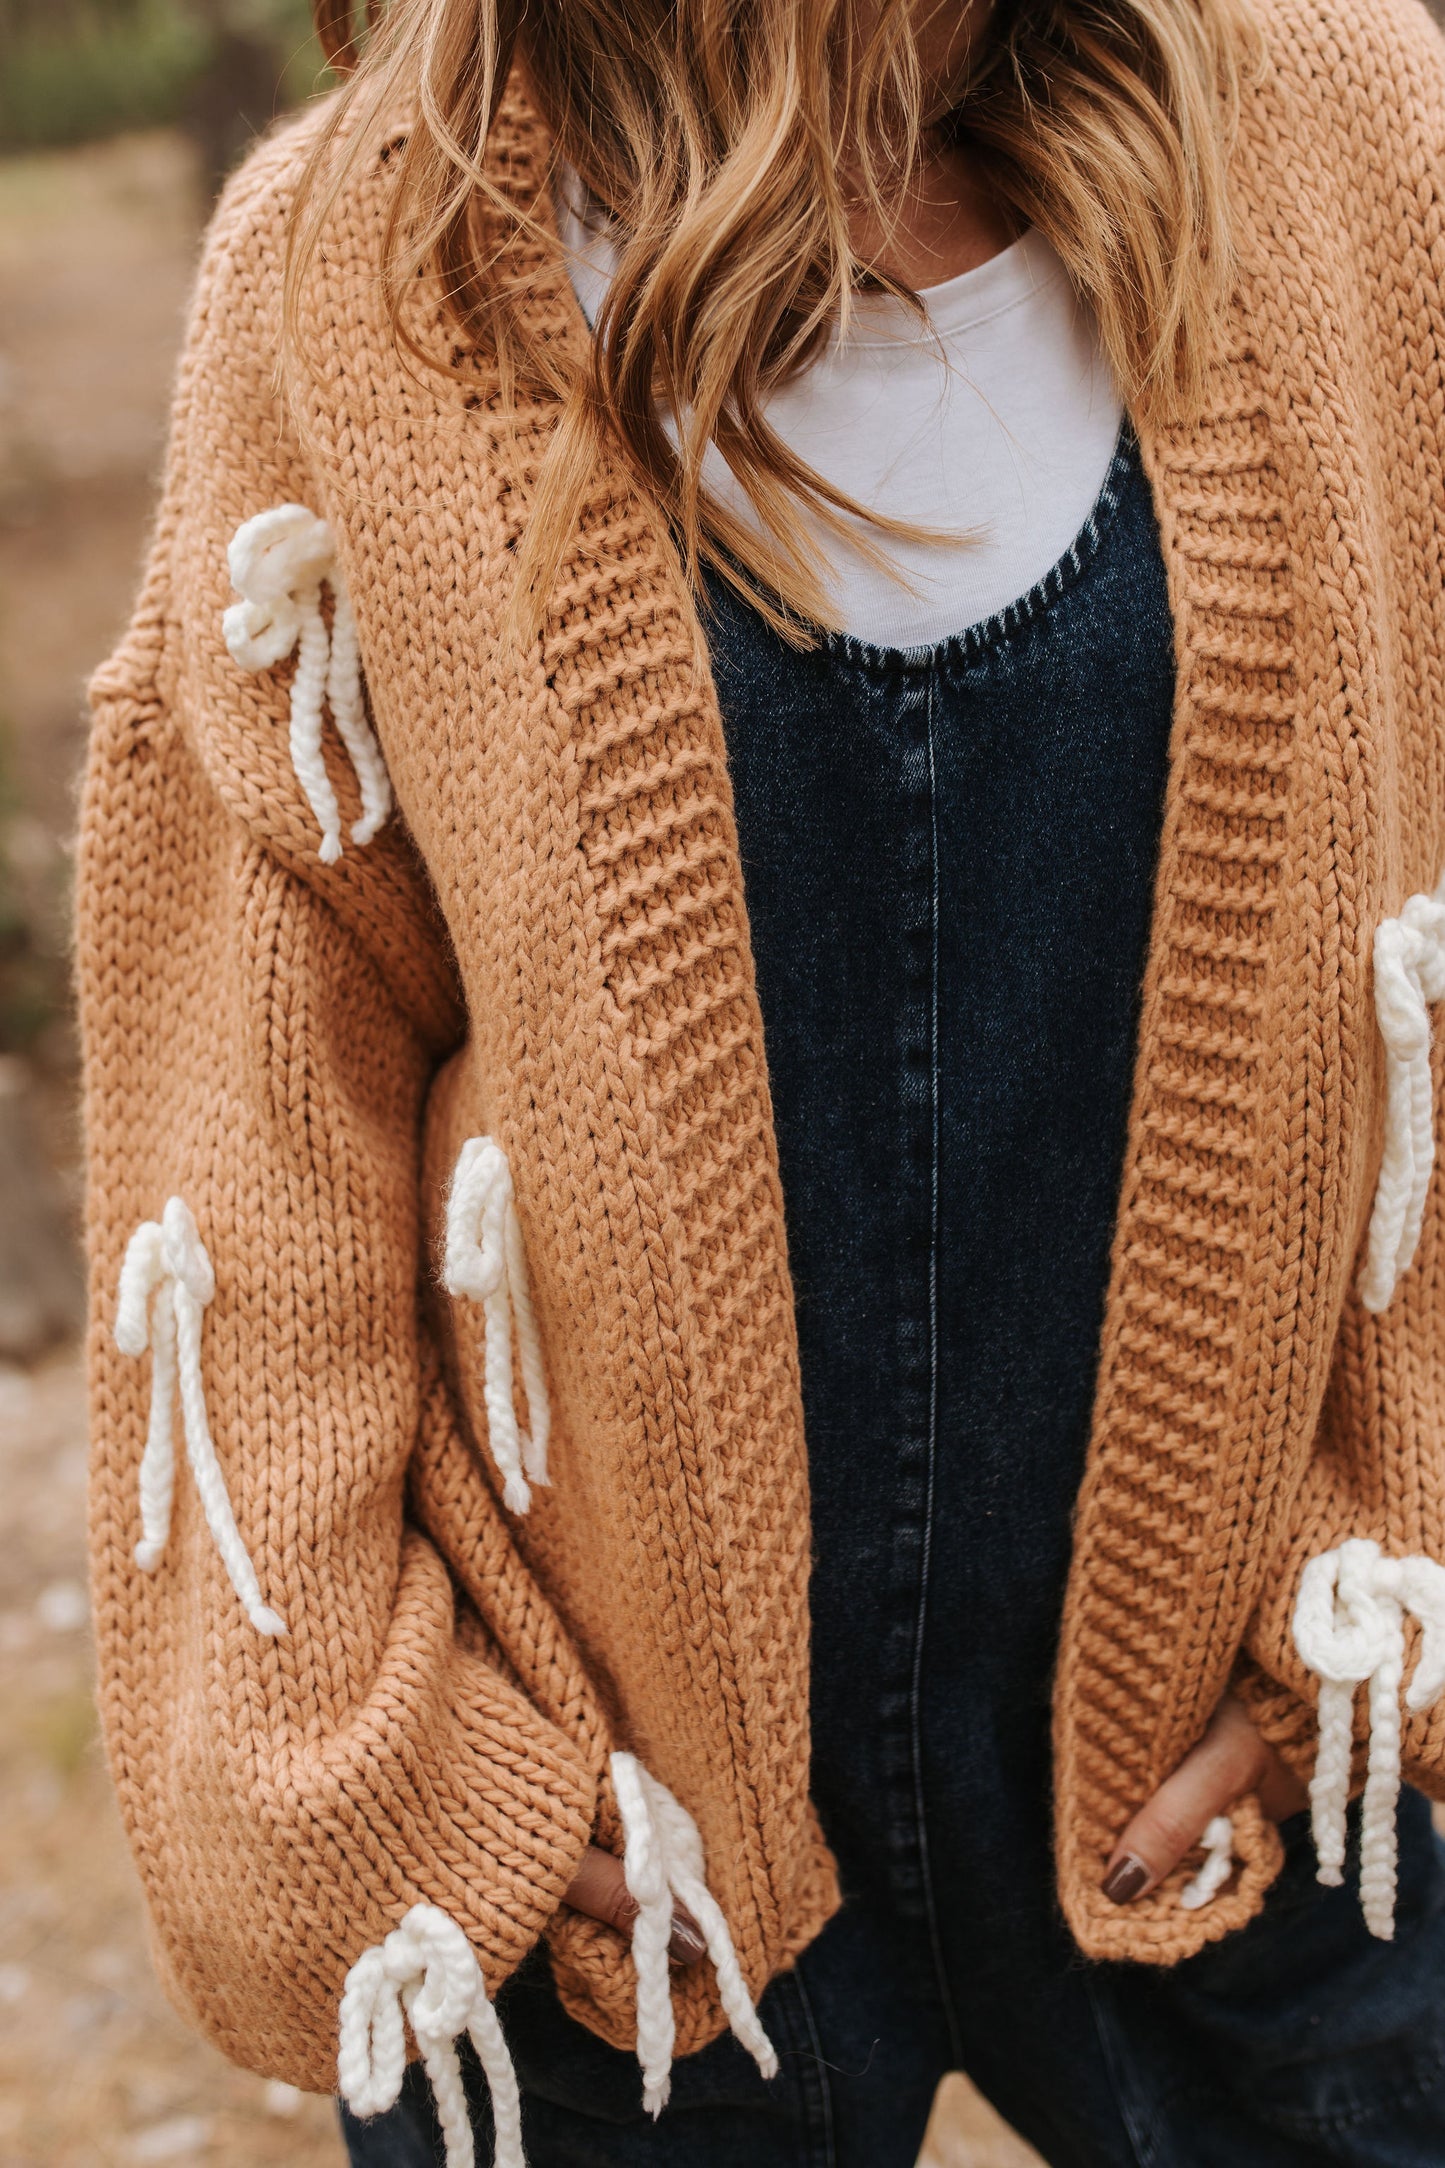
[669,1908,707,1968]
[1102,1856,1150,1905]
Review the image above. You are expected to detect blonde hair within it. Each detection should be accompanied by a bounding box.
[295,0,1258,648]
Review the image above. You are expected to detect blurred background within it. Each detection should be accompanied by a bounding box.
[0,4,1041,2162]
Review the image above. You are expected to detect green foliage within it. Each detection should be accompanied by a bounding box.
[0,0,203,153]
[0,0,323,157]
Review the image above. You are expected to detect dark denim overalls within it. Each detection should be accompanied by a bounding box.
[342,432,1445,2168]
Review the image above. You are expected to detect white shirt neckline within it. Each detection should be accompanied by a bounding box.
[841,229,1065,350]
[552,167,1125,650]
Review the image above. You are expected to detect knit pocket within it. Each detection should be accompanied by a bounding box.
[337,1757,783,2167]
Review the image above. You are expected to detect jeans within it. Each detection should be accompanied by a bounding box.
[343,434,1445,2163]
[340,1797,1445,2166]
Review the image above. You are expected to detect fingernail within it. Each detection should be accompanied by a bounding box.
[1102,1855,1150,1905]
[669,1911,707,1967]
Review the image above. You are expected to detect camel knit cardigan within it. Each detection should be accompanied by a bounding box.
[76,0,1445,2095]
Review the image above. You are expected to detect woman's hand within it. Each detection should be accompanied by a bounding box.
[563,1844,707,1966]
[1101,1693,1310,1904]
[569,1698,1304,1937]
[570,1696,1306,1934]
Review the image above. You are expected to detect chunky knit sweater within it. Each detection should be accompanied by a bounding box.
[76,0,1445,2106]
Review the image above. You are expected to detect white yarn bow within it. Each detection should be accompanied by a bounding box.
[611,1750,778,2116]
[443,1138,550,1515]
[223,503,392,866]
[1293,1537,1445,1937]
[114,1197,285,1637]
[338,1904,524,2168]
[1179,1814,1234,1911]
[1359,883,1445,1312]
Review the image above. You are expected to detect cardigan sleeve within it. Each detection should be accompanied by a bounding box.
[74,142,598,2093]
[1227,0,1445,1905]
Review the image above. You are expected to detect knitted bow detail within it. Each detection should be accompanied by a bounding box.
[611,1750,777,2116]
[443,1138,550,1515]
[1293,1538,1445,1937]
[114,1197,284,1637]
[1179,1814,1234,1911]
[222,504,392,866]
[337,1905,524,2168]
[1359,885,1445,1312]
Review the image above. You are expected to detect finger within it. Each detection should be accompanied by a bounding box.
[563,1843,707,1966]
[1102,1696,1266,1904]
[1258,1747,1310,1825]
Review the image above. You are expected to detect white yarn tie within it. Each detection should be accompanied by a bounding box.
[1293,1537,1445,1937]
[338,1904,524,2168]
[1359,878,1445,1312]
[1179,1814,1234,1911]
[443,1138,550,1515]
[114,1197,285,1637]
[610,1750,778,2117]
[223,503,393,865]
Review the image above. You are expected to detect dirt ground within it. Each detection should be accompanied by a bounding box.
[0,1346,346,2168]
[0,131,1040,2168]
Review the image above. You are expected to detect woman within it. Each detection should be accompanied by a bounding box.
[76,0,1445,2158]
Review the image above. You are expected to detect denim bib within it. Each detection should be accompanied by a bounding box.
[701,422,1174,1956]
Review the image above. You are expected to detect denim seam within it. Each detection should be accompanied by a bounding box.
[904,664,962,2067]
[780,1961,839,2168]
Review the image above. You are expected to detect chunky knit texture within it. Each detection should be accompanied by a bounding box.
[76,0,1445,2091]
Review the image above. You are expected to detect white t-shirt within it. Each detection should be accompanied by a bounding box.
[555,171,1124,650]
